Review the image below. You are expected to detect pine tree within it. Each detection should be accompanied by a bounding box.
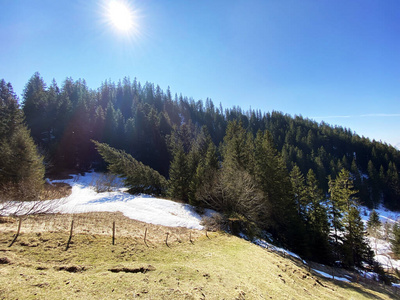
[328,173,347,246]
[329,169,371,267]
[305,169,331,262]
[167,144,190,201]
[367,209,381,230]
[391,224,400,258]
[22,72,48,145]
[93,141,167,195]
[385,162,400,210]
[0,80,45,207]
[289,164,307,219]
[189,140,218,206]
[367,160,380,206]
[342,204,372,267]
[254,130,305,253]
[221,120,253,172]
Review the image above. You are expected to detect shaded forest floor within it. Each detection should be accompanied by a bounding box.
[0,212,398,299]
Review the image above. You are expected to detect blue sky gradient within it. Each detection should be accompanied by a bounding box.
[1,0,399,147]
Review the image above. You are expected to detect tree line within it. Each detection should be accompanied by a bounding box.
[19,72,400,210]
[2,72,400,267]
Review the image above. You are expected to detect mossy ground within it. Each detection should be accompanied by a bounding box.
[0,213,398,299]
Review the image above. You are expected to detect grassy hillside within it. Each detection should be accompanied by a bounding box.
[0,212,398,299]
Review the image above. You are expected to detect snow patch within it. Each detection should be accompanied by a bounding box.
[21,172,214,230]
[312,269,351,282]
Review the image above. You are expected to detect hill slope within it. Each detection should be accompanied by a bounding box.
[0,213,398,299]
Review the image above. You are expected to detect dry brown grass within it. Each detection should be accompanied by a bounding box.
[0,212,204,247]
[0,212,399,299]
[40,182,72,200]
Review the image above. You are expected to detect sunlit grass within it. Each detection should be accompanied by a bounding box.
[0,213,397,299]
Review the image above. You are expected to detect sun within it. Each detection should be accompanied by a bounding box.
[107,0,135,33]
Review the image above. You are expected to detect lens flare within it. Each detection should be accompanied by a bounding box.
[108,0,133,32]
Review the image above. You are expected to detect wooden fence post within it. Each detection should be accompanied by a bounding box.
[112,221,116,245]
[165,233,170,247]
[65,220,74,251]
[8,217,22,247]
[144,228,149,247]
[189,232,193,244]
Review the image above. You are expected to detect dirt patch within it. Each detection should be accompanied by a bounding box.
[108,265,156,274]
[55,265,86,273]
[0,257,11,264]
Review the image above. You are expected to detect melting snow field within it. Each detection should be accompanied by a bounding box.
[48,172,212,230]
[360,206,400,271]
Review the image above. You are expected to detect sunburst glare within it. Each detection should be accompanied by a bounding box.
[108,0,133,31]
[101,0,142,40]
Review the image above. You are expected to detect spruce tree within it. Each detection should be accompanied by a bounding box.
[385,162,400,210]
[190,140,219,206]
[305,169,331,262]
[254,130,305,253]
[342,204,372,267]
[22,72,48,145]
[93,141,167,195]
[0,80,45,207]
[167,144,190,201]
[221,120,253,172]
[391,224,400,258]
[289,164,307,219]
[329,169,371,267]
[367,209,381,230]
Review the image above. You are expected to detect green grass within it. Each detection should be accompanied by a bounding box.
[0,213,398,299]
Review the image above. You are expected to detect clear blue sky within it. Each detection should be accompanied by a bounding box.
[1,0,400,147]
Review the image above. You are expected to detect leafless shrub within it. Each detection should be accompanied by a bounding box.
[0,179,66,217]
[90,172,121,193]
[201,213,226,232]
[196,169,263,222]
[40,181,71,200]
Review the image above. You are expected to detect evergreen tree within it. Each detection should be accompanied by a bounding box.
[221,120,253,172]
[391,224,400,258]
[342,204,372,267]
[385,162,400,210]
[289,164,307,219]
[167,144,190,201]
[0,80,45,207]
[367,160,380,207]
[189,131,219,206]
[305,169,331,262]
[254,130,305,253]
[329,169,371,267]
[367,209,381,230]
[328,172,347,246]
[93,141,167,195]
[22,72,48,145]
[198,121,261,221]
[185,127,212,194]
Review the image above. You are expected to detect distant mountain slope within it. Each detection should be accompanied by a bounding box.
[19,73,400,209]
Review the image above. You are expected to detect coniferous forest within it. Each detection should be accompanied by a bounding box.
[2,72,400,266]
